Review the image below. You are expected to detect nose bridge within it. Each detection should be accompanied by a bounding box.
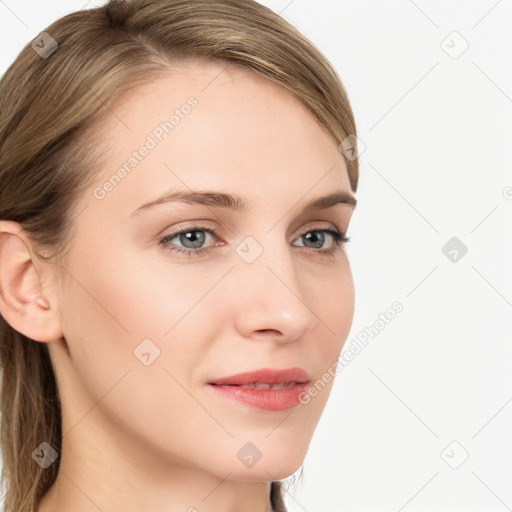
[231,230,318,341]
[236,230,297,290]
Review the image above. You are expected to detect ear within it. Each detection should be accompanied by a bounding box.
[0,220,63,343]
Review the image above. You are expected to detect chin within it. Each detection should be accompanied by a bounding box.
[227,461,303,483]
[222,442,308,482]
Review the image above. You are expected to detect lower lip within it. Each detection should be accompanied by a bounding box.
[207,382,309,411]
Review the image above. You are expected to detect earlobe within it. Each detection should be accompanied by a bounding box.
[0,220,63,343]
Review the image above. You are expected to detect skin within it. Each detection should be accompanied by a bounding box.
[0,60,356,512]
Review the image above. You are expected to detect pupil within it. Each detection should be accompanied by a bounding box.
[304,231,324,249]
[181,231,205,249]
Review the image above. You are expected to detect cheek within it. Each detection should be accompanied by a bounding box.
[58,255,225,459]
[309,254,355,356]
[57,251,196,398]
[59,246,231,396]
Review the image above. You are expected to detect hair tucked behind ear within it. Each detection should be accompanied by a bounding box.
[0,1,359,510]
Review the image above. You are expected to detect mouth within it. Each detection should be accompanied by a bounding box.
[207,367,311,411]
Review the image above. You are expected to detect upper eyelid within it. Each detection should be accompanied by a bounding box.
[161,221,343,239]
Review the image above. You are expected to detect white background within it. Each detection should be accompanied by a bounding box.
[1,1,511,511]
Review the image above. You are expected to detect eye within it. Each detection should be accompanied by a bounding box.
[159,223,219,257]
[293,227,350,255]
[158,223,350,258]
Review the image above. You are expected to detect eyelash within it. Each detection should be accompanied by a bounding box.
[158,223,350,258]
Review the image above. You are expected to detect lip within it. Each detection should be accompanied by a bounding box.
[208,367,310,386]
[207,367,310,412]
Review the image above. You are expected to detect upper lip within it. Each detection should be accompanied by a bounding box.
[208,367,310,386]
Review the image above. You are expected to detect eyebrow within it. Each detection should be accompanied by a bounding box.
[130,189,357,217]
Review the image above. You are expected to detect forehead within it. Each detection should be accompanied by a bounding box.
[110,59,331,141]
[79,59,351,218]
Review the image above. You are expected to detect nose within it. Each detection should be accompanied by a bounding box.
[232,238,319,344]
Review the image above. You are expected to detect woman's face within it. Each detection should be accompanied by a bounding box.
[51,60,356,483]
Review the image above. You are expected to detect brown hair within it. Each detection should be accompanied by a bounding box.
[0,1,359,510]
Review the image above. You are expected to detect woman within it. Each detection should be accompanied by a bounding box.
[0,0,360,510]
